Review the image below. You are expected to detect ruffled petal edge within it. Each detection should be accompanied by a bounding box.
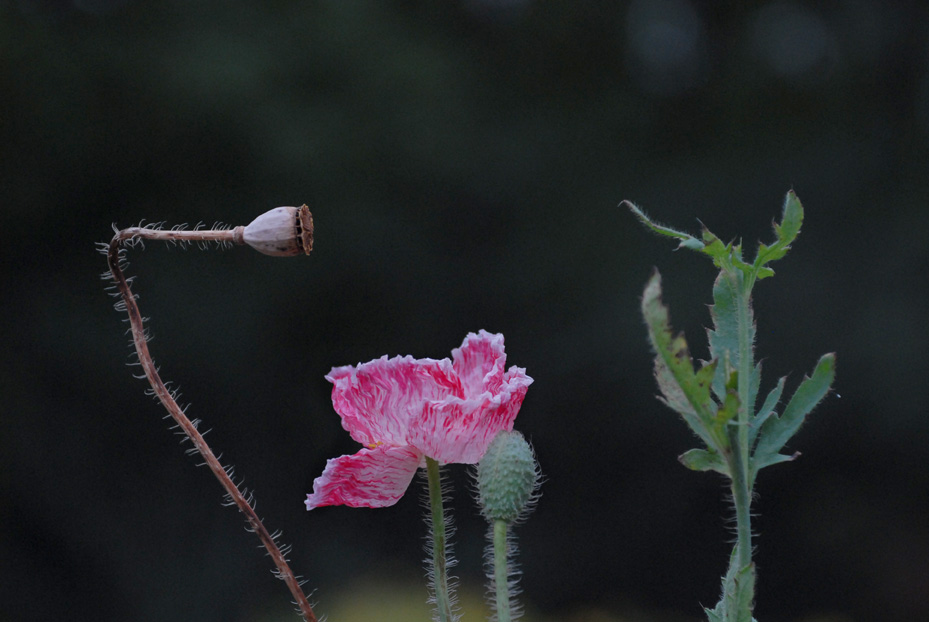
[410,365,533,464]
[452,330,507,397]
[326,356,462,448]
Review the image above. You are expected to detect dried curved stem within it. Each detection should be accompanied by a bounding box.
[106,226,317,622]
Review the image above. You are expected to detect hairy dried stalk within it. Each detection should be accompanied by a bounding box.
[112,225,243,246]
[104,214,317,621]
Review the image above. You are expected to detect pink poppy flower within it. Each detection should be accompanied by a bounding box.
[305,330,533,510]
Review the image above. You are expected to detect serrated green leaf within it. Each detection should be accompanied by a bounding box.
[715,370,741,428]
[749,375,785,446]
[625,201,704,250]
[755,452,797,472]
[752,353,836,473]
[629,192,805,287]
[754,266,775,280]
[732,258,755,278]
[707,548,757,622]
[681,237,707,251]
[776,190,803,244]
[756,242,788,264]
[680,448,731,476]
[709,352,731,407]
[642,271,728,453]
[707,271,753,400]
[654,347,719,452]
[700,227,729,265]
[696,359,721,402]
[723,562,756,622]
[654,357,722,452]
[627,201,745,267]
[704,604,757,622]
[654,355,697,417]
[730,241,756,276]
[752,191,805,278]
[732,242,744,263]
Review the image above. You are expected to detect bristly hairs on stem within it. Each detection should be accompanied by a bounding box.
[100,206,317,621]
[420,459,461,622]
[630,192,835,622]
[473,431,542,622]
[483,521,524,622]
[481,469,542,622]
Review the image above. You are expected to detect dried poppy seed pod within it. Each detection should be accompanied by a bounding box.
[234,205,313,257]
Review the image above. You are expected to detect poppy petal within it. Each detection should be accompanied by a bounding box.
[305,445,424,510]
[327,356,463,448]
[411,366,533,464]
[452,330,507,396]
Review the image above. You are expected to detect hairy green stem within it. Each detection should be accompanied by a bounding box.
[426,457,454,622]
[492,519,512,622]
[734,280,754,571]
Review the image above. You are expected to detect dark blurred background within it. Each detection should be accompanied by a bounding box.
[3,1,928,621]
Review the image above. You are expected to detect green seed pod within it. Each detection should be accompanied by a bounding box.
[476,430,540,523]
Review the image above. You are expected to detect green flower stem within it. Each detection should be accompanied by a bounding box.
[729,454,754,573]
[492,518,512,622]
[426,457,454,622]
[734,280,754,571]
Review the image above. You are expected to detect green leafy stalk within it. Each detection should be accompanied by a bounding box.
[426,457,456,622]
[630,191,835,621]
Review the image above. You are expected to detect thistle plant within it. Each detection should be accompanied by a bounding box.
[625,191,836,622]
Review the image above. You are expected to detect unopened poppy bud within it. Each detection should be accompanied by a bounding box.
[235,205,313,257]
[476,430,540,523]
